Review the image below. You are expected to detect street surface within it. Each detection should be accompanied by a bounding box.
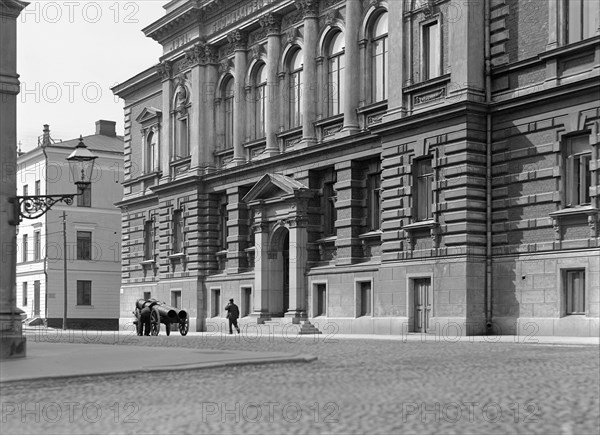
[2,330,599,435]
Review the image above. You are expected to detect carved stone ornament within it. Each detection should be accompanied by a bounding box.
[227,30,248,50]
[183,42,206,67]
[286,27,299,44]
[156,61,173,80]
[324,10,338,27]
[219,58,232,74]
[174,79,188,112]
[552,218,561,241]
[250,45,264,61]
[589,215,598,238]
[204,44,218,64]
[259,13,281,35]
[295,0,319,18]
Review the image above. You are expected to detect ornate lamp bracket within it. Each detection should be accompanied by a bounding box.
[9,194,77,225]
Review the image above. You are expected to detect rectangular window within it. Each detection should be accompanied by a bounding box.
[172,210,183,253]
[171,290,182,309]
[225,96,234,148]
[564,269,585,315]
[144,220,154,260]
[77,185,91,207]
[76,231,92,260]
[77,280,92,306]
[367,172,382,231]
[565,135,591,207]
[242,287,252,317]
[359,281,372,316]
[323,181,337,236]
[219,198,228,251]
[211,288,221,317]
[566,0,600,44]
[177,118,189,157]
[22,234,28,262]
[143,291,151,300]
[423,21,440,80]
[22,282,28,306]
[316,284,327,316]
[34,230,41,261]
[23,184,28,196]
[415,157,434,221]
[35,180,40,196]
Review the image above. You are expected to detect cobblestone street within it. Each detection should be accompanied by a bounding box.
[2,332,599,435]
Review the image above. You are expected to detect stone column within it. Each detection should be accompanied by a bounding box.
[260,13,282,158]
[382,0,406,122]
[285,200,309,321]
[341,0,361,134]
[229,30,248,166]
[0,0,28,360]
[296,0,319,147]
[156,61,173,181]
[186,44,205,172]
[250,209,271,323]
[204,45,219,172]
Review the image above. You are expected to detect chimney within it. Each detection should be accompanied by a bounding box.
[95,120,116,137]
[41,124,51,146]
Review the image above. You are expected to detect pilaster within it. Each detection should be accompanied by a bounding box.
[229,30,248,166]
[260,13,282,157]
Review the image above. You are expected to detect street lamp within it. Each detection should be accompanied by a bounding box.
[9,136,97,224]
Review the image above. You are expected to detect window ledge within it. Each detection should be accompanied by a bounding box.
[168,252,186,260]
[216,250,228,256]
[403,73,451,93]
[357,100,388,114]
[75,305,94,309]
[141,259,155,268]
[243,138,267,149]
[549,206,598,218]
[358,230,382,240]
[316,236,337,244]
[403,220,438,231]
[169,156,191,167]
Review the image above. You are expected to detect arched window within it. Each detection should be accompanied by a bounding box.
[223,77,234,149]
[253,64,267,140]
[288,49,303,129]
[327,32,345,117]
[371,12,388,102]
[145,130,157,172]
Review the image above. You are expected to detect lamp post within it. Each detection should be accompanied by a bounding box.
[10,136,97,331]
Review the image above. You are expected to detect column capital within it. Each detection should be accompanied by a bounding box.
[295,0,319,19]
[259,13,282,35]
[204,44,219,64]
[184,43,205,68]
[156,61,173,81]
[227,30,248,51]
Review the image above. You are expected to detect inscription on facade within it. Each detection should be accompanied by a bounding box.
[211,0,277,33]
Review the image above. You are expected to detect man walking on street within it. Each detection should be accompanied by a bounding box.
[225,298,241,334]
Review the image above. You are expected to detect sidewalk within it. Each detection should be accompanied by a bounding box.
[0,339,317,384]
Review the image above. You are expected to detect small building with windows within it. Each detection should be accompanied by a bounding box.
[113,0,599,336]
[15,121,124,329]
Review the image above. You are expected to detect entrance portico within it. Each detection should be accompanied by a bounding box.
[244,174,312,323]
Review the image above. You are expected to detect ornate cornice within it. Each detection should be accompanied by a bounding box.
[259,13,282,36]
[227,29,248,51]
[295,0,319,19]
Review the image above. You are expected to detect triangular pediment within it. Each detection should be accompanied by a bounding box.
[136,107,162,124]
[243,173,308,203]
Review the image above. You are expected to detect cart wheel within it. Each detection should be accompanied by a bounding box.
[179,316,189,336]
[150,306,160,336]
[165,322,171,336]
[134,308,142,336]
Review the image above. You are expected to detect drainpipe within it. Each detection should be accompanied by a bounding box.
[484,0,493,333]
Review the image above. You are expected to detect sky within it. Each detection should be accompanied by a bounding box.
[16,1,168,153]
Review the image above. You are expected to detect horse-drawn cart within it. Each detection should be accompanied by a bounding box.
[133,299,189,336]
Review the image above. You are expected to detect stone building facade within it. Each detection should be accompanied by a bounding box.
[113,0,599,336]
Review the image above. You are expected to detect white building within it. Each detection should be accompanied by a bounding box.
[16,121,124,330]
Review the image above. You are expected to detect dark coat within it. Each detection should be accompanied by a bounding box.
[225,302,240,319]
